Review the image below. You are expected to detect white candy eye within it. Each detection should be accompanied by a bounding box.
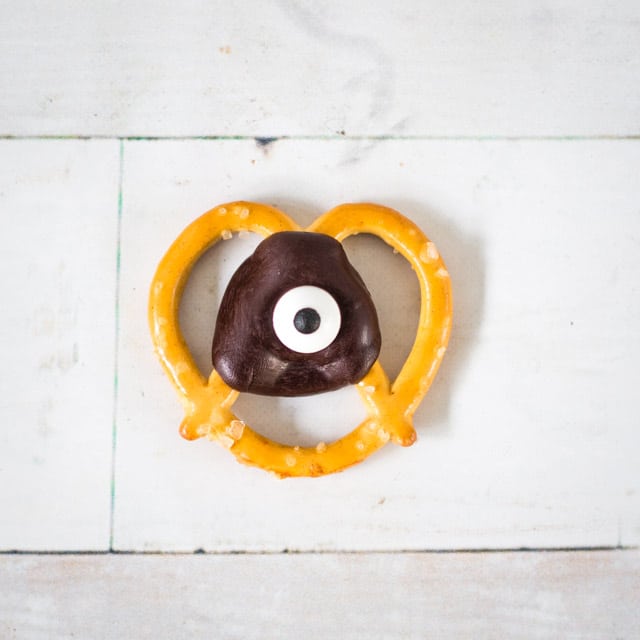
[272,286,341,354]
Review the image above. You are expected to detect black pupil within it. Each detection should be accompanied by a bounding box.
[293,307,321,334]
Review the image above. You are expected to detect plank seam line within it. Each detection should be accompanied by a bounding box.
[108,139,124,551]
[1,134,640,142]
[1,546,637,557]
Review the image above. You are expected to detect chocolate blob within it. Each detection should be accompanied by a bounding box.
[211,231,381,396]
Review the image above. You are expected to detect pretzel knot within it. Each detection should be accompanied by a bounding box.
[149,202,452,478]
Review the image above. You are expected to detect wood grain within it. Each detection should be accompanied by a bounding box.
[113,138,640,552]
[0,140,119,550]
[1,550,638,639]
[1,0,639,137]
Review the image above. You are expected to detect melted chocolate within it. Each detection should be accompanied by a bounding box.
[212,231,381,396]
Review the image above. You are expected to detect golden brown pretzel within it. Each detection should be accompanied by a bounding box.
[149,202,452,477]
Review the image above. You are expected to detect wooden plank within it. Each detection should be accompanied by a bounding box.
[114,138,640,552]
[1,550,638,639]
[0,140,120,550]
[1,1,639,137]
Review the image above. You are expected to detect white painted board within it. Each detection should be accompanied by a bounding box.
[1,0,639,137]
[0,140,119,550]
[114,138,640,552]
[1,550,638,639]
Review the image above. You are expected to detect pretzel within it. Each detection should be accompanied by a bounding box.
[149,202,452,477]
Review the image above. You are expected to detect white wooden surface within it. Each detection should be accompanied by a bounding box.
[1,550,638,639]
[1,0,639,137]
[1,0,639,635]
[0,140,119,550]
[113,138,640,551]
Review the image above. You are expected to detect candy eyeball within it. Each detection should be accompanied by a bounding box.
[272,285,341,354]
[212,231,381,397]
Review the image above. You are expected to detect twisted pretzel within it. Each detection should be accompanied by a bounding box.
[149,202,452,477]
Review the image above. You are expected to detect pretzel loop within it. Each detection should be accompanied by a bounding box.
[149,201,452,477]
